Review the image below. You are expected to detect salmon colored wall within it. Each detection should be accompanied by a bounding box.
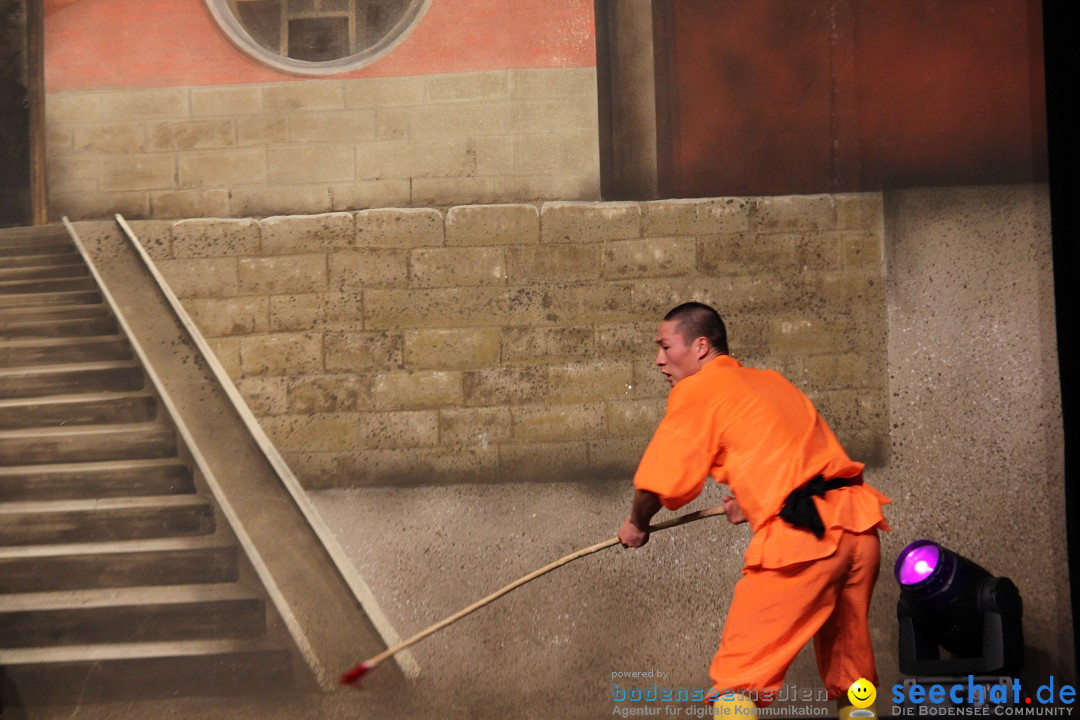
[45,0,596,91]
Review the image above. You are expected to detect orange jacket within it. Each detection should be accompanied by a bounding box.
[634,355,890,569]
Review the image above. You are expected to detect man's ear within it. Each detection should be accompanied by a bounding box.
[696,337,710,359]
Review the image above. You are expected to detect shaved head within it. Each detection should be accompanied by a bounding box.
[663,302,729,355]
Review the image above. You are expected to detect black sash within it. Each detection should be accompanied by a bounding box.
[778,474,861,539]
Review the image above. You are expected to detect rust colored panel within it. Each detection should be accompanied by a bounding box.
[655,0,1047,198]
[852,0,1046,188]
[657,0,835,197]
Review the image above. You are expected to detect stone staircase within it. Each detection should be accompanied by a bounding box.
[0,226,297,706]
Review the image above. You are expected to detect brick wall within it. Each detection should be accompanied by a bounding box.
[127,195,888,488]
[46,68,600,221]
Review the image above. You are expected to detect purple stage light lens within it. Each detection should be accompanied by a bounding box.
[896,542,941,585]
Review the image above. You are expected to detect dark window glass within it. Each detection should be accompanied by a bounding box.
[218,0,426,71]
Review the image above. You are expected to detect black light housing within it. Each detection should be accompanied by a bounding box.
[895,540,1024,675]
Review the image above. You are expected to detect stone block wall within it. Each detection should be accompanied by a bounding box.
[46,68,599,221]
[127,194,888,488]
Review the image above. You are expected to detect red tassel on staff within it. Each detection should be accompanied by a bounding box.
[340,661,374,686]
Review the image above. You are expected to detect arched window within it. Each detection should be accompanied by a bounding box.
[205,0,430,75]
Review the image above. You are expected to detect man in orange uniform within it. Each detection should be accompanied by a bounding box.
[618,302,890,713]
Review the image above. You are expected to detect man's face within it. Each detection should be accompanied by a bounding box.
[654,320,704,387]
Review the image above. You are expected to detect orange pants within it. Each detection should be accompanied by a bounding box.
[709,529,881,702]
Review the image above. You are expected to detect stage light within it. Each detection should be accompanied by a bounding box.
[895,540,1023,676]
[896,542,940,585]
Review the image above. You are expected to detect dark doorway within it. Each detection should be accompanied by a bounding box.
[1,0,31,227]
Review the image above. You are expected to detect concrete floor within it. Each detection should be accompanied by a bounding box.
[308,479,760,719]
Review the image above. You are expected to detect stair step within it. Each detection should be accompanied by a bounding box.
[0,302,110,324]
[0,276,98,294]
[0,495,215,546]
[0,392,157,430]
[0,226,68,243]
[0,638,292,704]
[0,252,83,269]
[0,245,75,260]
[0,458,192,501]
[0,264,88,282]
[0,360,144,399]
[0,240,74,258]
[0,314,118,340]
[0,536,239,593]
[0,336,132,367]
[0,422,175,465]
[0,584,265,648]
[0,289,102,307]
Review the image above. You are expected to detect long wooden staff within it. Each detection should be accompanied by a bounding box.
[340,505,726,686]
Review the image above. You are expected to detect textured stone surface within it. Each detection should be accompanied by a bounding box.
[73,122,145,154]
[237,255,328,294]
[502,325,595,364]
[874,184,1067,687]
[124,219,173,260]
[409,247,507,287]
[178,149,267,188]
[46,68,600,221]
[328,249,409,289]
[53,188,135,219]
[445,204,540,246]
[288,374,371,414]
[505,244,600,283]
[602,237,697,278]
[751,195,837,232]
[96,88,188,120]
[239,333,323,376]
[324,332,403,373]
[190,86,263,116]
[185,296,270,337]
[132,196,888,492]
[263,82,345,112]
[404,328,502,370]
[158,258,239,298]
[425,70,509,102]
[345,75,427,107]
[355,208,444,248]
[371,370,465,409]
[287,111,377,143]
[258,213,354,254]
[235,376,289,416]
[148,119,235,151]
[269,293,325,332]
[172,218,260,258]
[541,201,641,243]
[236,115,289,146]
[641,198,750,237]
[99,154,176,192]
[510,402,605,442]
[230,185,334,217]
[268,145,355,184]
[152,189,231,219]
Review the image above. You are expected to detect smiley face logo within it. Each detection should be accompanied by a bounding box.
[847,678,877,709]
